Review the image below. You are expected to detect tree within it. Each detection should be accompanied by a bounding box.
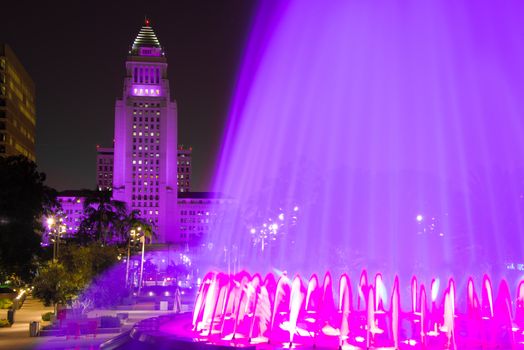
[32,262,83,310]
[33,243,125,309]
[0,156,56,283]
[115,209,155,243]
[77,189,126,244]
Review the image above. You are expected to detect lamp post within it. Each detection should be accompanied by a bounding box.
[47,216,66,262]
[137,227,145,295]
[125,229,138,288]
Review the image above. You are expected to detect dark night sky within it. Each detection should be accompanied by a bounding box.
[0,1,257,191]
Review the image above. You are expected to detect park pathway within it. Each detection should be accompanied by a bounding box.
[0,296,53,349]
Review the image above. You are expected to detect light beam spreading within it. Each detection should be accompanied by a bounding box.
[209,0,524,281]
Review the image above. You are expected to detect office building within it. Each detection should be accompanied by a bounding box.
[0,44,36,160]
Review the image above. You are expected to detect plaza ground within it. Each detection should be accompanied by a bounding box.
[0,296,190,349]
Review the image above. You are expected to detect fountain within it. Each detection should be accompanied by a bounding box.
[110,271,524,349]
[102,0,524,348]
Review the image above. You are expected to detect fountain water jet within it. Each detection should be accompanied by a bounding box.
[118,272,524,349]
[103,1,524,349]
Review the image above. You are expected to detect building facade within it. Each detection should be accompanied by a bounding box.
[175,192,234,244]
[0,44,36,161]
[56,190,88,237]
[96,146,114,190]
[96,145,191,193]
[177,146,192,193]
[113,20,178,243]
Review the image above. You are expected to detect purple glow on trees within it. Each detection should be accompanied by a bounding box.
[206,0,524,281]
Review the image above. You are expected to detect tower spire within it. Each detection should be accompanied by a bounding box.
[131,18,163,56]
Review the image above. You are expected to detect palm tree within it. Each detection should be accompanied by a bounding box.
[116,209,156,243]
[78,189,126,244]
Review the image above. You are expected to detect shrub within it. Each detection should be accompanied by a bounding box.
[100,316,120,328]
[41,312,54,321]
[0,319,11,328]
[0,299,13,309]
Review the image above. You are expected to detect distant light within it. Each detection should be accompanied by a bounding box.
[148,291,154,297]
[164,291,170,297]
[293,206,299,212]
[250,228,256,234]
[404,339,417,346]
[270,223,278,231]
[416,214,423,222]
[278,213,284,221]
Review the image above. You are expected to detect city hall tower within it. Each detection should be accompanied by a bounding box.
[113,19,177,242]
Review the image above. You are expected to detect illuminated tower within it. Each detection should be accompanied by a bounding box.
[113,20,177,243]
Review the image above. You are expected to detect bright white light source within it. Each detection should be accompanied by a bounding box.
[250,228,256,234]
[416,214,423,222]
[278,213,285,221]
[293,206,299,212]
[431,278,440,302]
[355,336,365,343]
[270,223,279,231]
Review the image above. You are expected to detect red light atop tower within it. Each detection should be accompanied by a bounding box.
[145,18,150,26]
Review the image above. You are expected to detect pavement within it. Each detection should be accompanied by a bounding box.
[0,296,53,349]
[0,297,192,350]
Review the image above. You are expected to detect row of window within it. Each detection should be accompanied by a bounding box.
[180,218,210,224]
[133,124,159,130]
[133,109,160,115]
[179,210,210,216]
[132,202,159,209]
[133,66,161,85]
[132,194,159,200]
[133,188,158,194]
[98,157,113,164]
[133,103,160,108]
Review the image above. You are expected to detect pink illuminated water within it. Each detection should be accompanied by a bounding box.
[158,271,524,349]
[205,0,524,282]
[175,2,524,348]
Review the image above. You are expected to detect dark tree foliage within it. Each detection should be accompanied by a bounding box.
[76,190,155,246]
[33,243,124,308]
[77,189,127,244]
[0,156,56,282]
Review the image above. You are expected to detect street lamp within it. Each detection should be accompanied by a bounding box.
[47,216,66,262]
[136,227,146,296]
[125,228,139,288]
